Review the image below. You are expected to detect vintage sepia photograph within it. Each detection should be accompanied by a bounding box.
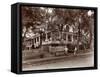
[21,5,95,71]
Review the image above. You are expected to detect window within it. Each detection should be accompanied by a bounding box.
[68,35,72,42]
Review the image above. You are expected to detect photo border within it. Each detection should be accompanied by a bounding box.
[12,2,98,74]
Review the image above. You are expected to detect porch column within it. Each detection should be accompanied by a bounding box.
[45,32,48,41]
[72,35,73,42]
[38,35,40,44]
[66,34,68,43]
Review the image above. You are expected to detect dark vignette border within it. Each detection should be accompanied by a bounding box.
[17,2,98,74]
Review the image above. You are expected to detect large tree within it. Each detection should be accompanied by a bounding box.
[22,6,94,51]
